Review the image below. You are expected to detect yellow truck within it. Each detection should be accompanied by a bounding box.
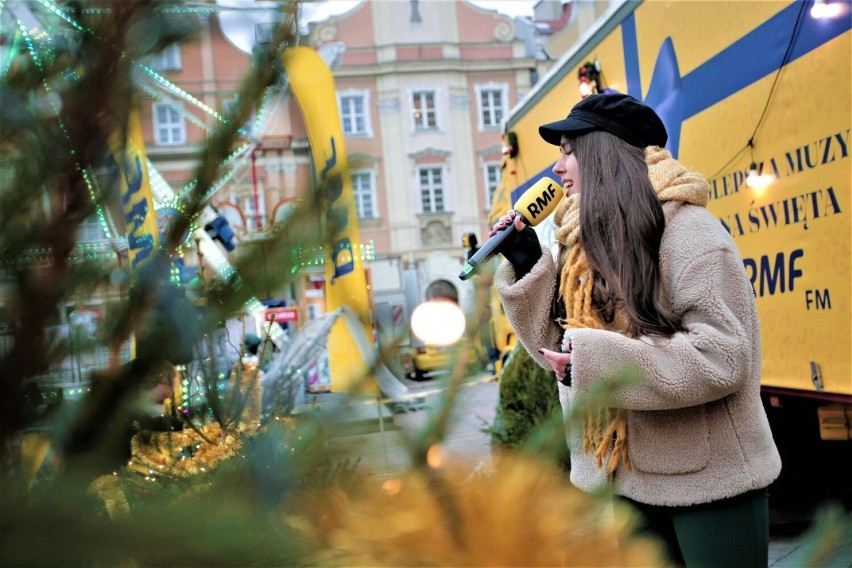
[490,0,850,468]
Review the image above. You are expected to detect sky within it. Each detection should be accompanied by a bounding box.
[301,0,538,26]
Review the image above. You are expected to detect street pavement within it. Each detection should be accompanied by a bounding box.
[320,372,851,567]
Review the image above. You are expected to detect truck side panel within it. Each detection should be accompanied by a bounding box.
[497,0,850,397]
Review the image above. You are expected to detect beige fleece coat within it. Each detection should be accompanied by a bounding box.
[495,201,782,507]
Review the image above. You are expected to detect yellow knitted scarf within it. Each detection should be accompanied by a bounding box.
[552,146,710,474]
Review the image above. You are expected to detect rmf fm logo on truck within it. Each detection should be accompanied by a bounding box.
[524,181,557,220]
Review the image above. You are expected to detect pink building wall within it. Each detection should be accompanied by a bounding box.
[307,0,533,282]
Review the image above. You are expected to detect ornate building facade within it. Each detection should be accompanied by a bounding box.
[306,0,539,311]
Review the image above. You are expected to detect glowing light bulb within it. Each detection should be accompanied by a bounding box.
[410,300,466,346]
[811,0,843,19]
[746,163,773,191]
[382,478,402,495]
[426,444,447,469]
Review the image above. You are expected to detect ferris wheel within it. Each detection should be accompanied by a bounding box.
[1,0,295,346]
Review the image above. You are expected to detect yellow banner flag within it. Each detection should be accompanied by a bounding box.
[110,107,158,270]
[282,46,373,393]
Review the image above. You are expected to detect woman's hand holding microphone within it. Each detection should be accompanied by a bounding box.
[488,210,542,279]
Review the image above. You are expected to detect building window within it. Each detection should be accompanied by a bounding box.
[412,90,437,130]
[476,83,507,130]
[351,171,376,219]
[410,0,422,23]
[153,103,186,146]
[242,190,266,233]
[149,44,181,71]
[484,162,501,206]
[338,89,372,136]
[418,167,445,213]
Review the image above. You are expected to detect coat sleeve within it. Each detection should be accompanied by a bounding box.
[567,241,759,411]
[493,247,564,371]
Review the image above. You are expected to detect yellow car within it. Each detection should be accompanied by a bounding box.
[406,339,488,381]
[410,343,453,380]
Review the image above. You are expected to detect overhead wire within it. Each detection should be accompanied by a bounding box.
[707,0,808,180]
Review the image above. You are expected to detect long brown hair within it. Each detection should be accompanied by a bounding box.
[571,131,681,337]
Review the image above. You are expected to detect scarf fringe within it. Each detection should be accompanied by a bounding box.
[580,408,633,474]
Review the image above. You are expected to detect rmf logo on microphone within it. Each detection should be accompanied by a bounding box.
[524,181,557,220]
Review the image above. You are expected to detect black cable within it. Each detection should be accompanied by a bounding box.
[708,0,809,180]
[707,143,750,181]
[749,0,808,143]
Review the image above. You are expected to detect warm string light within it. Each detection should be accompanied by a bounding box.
[811,0,844,19]
[746,140,774,191]
[709,3,807,192]
[746,163,773,191]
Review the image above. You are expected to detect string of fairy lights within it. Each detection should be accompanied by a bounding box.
[12,12,116,240]
[138,63,234,130]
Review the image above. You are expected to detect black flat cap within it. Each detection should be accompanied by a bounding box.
[539,93,668,148]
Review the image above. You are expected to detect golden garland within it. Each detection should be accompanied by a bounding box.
[309,455,666,567]
[128,421,243,477]
[90,359,265,515]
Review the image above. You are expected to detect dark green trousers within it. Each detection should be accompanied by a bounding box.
[622,488,770,567]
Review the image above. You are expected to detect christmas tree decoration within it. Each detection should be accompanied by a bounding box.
[308,455,665,567]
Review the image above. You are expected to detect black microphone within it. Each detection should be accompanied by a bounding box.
[459,177,560,280]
